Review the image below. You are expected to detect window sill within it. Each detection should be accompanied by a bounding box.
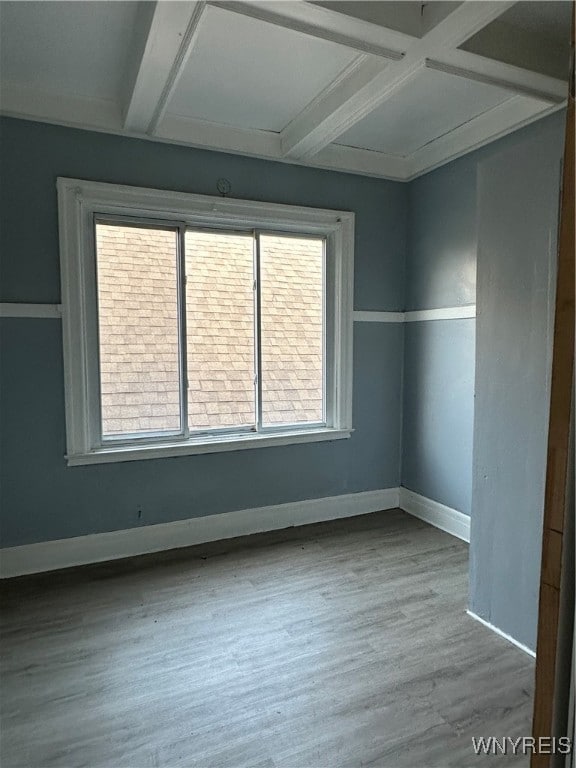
[66,427,353,466]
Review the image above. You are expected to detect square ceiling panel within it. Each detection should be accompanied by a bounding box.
[0,1,139,101]
[312,2,424,38]
[166,5,359,133]
[459,1,571,80]
[336,67,514,157]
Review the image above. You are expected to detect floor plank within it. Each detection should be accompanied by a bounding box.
[1,509,534,767]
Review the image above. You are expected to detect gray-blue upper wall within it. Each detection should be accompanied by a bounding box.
[0,117,406,547]
[0,118,407,311]
[405,156,477,311]
[0,113,565,551]
[404,111,565,312]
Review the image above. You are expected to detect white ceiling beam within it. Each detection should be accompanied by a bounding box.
[281,56,416,160]
[312,142,407,181]
[151,112,410,180]
[406,95,563,179]
[281,0,518,160]
[123,1,206,135]
[210,1,413,59]
[155,113,283,159]
[427,50,568,104]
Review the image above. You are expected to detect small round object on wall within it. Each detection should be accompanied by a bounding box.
[216,178,231,197]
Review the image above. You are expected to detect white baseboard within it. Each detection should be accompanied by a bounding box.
[399,487,470,542]
[466,610,536,658]
[0,487,400,578]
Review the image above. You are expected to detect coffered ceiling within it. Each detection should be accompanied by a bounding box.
[0,1,570,180]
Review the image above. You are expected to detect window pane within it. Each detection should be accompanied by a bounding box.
[185,231,255,430]
[96,222,181,437]
[259,234,324,426]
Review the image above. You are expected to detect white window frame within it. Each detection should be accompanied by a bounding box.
[57,178,354,466]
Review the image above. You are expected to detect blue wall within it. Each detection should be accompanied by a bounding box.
[0,119,407,310]
[0,108,565,618]
[405,157,477,313]
[401,152,479,515]
[0,117,406,547]
[402,319,475,514]
[470,114,564,651]
[401,111,564,518]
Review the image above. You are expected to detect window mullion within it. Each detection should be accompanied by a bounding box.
[177,224,190,439]
[253,231,263,432]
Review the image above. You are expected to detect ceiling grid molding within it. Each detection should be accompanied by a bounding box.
[280,0,520,160]
[123,1,206,134]
[0,0,569,181]
[209,1,408,60]
[425,52,567,104]
[406,96,563,179]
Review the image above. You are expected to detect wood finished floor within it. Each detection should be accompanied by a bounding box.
[1,509,534,768]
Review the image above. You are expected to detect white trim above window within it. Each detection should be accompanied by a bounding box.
[57,178,354,465]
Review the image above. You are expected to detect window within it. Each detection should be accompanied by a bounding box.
[58,179,354,465]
